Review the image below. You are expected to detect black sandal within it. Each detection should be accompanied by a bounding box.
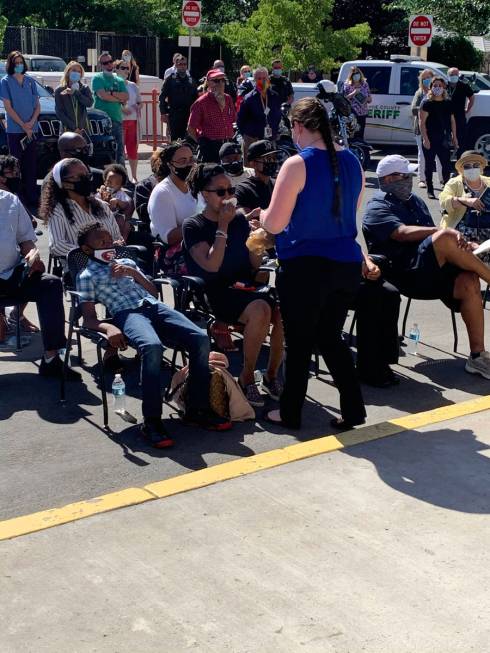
[262,410,300,430]
[330,417,365,431]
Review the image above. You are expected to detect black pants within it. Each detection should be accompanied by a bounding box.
[198,137,228,163]
[0,272,66,351]
[169,111,190,141]
[455,119,467,158]
[355,279,400,374]
[355,114,367,140]
[276,256,366,428]
[422,141,452,193]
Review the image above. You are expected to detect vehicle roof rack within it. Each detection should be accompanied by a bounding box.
[390,54,423,62]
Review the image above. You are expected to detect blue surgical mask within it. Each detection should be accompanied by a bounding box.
[244,72,252,79]
[449,75,459,84]
[14,64,24,74]
[272,69,282,77]
[352,73,361,82]
[422,78,431,88]
[69,71,81,83]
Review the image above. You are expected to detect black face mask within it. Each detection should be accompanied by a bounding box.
[261,161,278,177]
[69,148,90,165]
[70,175,92,197]
[172,164,194,181]
[5,177,21,194]
[222,161,244,176]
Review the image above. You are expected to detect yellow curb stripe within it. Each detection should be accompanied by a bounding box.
[1,395,489,542]
[0,488,153,542]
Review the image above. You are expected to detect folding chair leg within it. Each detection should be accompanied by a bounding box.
[97,343,109,428]
[76,331,83,364]
[402,297,412,337]
[451,309,458,353]
[14,306,21,351]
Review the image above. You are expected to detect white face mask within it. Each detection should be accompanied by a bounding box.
[123,54,132,63]
[463,168,481,182]
[93,248,117,263]
[432,86,444,97]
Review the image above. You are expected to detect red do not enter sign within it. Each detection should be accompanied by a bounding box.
[408,14,433,47]
[182,0,202,29]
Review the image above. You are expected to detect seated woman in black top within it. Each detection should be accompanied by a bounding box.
[183,164,284,408]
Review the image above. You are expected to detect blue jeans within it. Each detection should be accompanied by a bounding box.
[111,120,125,165]
[113,300,210,421]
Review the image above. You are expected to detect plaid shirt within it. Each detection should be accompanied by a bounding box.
[188,91,236,140]
[77,258,158,316]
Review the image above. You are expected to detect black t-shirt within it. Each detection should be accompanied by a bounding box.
[235,177,274,210]
[182,212,253,286]
[301,72,322,83]
[420,98,453,143]
[448,80,473,121]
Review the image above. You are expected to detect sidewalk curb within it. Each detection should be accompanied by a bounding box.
[2,395,489,542]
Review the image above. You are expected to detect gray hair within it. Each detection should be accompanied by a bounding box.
[253,66,269,79]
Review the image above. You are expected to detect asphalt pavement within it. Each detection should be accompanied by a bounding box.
[1,146,489,526]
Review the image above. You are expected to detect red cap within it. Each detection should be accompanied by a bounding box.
[206,68,226,81]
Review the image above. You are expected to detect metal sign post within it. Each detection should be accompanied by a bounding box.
[182,0,202,73]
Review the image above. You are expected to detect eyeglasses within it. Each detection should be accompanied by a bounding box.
[101,60,113,66]
[463,163,481,170]
[171,156,196,166]
[205,187,235,197]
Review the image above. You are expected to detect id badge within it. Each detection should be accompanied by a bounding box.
[264,125,273,139]
[263,106,271,117]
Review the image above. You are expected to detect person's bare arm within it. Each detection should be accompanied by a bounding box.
[466,95,475,113]
[260,155,305,234]
[189,202,235,273]
[419,108,430,148]
[451,115,458,147]
[81,302,127,349]
[111,262,158,298]
[391,225,439,242]
[96,89,126,103]
[166,225,183,246]
[187,126,197,141]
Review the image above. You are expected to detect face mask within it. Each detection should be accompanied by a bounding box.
[70,175,92,196]
[92,248,117,264]
[123,54,132,63]
[449,75,458,84]
[14,64,24,74]
[177,70,187,78]
[463,168,481,182]
[379,177,413,201]
[5,177,21,194]
[103,68,113,77]
[432,86,444,96]
[69,71,81,83]
[222,161,244,176]
[422,78,431,88]
[260,161,278,177]
[244,72,252,79]
[172,164,194,181]
[216,66,225,73]
[272,69,282,77]
[256,79,269,94]
[352,73,361,82]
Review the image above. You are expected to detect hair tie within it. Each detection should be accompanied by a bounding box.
[52,160,66,189]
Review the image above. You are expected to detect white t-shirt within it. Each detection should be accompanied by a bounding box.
[149,176,197,243]
[123,81,141,121]
[0,190,36,280]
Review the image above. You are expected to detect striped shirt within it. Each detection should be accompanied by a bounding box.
[48,199,122,257]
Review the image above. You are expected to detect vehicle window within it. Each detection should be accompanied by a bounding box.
[34,80,52,98]
[30,59,66,72]
[400,67,421,96]
[358,66,390,94]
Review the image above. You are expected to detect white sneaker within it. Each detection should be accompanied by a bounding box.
[418,181,427,188]
[465,351,490,379]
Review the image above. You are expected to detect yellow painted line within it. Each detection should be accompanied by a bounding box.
[1,396,490,542]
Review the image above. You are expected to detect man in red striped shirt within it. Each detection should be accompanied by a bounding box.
[187,68,236,163]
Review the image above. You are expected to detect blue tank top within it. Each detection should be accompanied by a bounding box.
[275,147,363,262]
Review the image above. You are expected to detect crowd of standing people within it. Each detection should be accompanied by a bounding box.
[1,47,489,448]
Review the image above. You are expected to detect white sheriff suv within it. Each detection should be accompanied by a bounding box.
[337,55,490,158]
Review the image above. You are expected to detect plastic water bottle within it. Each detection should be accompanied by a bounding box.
[407,323,420,355]
[112,374,126,413]
[254,369,263,384]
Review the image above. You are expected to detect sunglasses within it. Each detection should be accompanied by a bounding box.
[101,60,113,66]
[463,163,481,169]
[205,187,235,197]
[118,66,129,71]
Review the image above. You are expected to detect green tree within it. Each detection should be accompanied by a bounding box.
[0,14,7,52]
[222,0,370,72]
[394,0,490,36]
[429,35,484,69]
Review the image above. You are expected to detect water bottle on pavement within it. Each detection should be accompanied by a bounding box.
[112,374,126,413]
[407,323,420,355]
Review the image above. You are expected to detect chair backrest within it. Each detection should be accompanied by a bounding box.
[66,246,141,289]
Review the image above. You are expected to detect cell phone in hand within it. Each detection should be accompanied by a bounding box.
[20,132,38,151]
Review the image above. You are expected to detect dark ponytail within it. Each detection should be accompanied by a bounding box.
[290,97,341,217]
[187,163,226,199]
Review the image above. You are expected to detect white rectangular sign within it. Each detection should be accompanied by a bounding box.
[178,35,201,47]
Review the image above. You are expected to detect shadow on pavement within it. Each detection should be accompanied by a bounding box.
[343,427,490,513]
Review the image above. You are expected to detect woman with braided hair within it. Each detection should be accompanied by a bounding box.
[259,97,366,430]
[40,158,122,259]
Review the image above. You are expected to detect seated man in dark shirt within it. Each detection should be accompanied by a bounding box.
[363,154,490,379]
[235,140,279,213]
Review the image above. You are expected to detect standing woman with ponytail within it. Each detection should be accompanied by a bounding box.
[260,97,366,430]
